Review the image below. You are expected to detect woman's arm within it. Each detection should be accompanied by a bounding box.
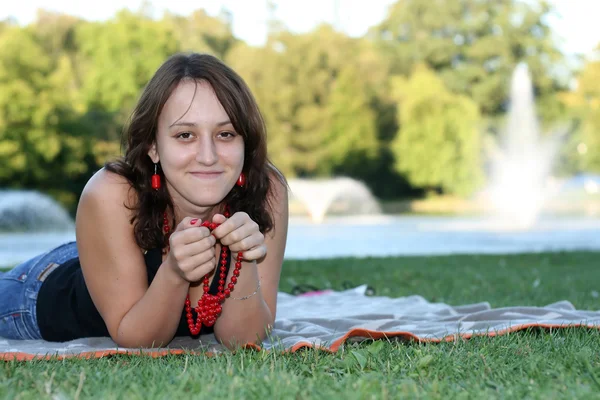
[213,174,289,348]
[76,169,190,348]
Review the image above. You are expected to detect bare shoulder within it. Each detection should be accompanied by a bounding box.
[79,168,136,212]
[75,167,142,263]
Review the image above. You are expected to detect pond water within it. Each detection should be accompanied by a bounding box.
[1,215,599,265]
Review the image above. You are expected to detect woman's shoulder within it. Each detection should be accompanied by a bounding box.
[78,167,137,216]
[84,167,131,190]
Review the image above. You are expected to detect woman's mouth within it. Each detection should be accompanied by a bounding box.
[189,171,223,179]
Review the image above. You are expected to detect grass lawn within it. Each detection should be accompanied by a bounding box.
[1,251,600,399]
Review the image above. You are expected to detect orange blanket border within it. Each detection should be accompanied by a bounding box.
[1,322,597,361]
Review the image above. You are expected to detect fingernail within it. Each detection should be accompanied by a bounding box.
[190,218,198,225]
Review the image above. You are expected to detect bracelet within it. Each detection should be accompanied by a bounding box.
[232,280,261,300]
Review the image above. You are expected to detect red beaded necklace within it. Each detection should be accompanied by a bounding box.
[163,209,243,336]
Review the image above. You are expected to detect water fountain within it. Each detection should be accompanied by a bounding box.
[287,177,381,223]
[0,190,74,232]
[484,63,563,228]
[0,190,75,266]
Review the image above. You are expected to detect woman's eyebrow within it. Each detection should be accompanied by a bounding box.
[169,121,196,128]
[169,120,231,128]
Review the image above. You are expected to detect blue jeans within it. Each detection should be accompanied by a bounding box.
[0,241,78,340]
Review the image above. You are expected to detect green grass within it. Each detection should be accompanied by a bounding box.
[1,252,600,399]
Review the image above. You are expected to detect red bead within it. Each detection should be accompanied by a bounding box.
[236,173,246,187]
[231,276,237,284]
[151,174,161,190]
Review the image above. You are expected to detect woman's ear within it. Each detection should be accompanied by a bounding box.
[148,143,159,163]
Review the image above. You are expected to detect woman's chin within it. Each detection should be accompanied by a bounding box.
[190,197,226,210]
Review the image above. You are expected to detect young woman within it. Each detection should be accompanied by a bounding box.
[0,53,289,349]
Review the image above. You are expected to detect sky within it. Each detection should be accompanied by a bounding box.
[1,0,599,57]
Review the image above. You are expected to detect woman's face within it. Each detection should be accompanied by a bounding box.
[149,79,245,217]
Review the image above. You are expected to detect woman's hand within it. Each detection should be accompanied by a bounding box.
[211,212,267,261]
[166,217,217,282]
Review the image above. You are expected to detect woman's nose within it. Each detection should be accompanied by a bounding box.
[195,136,218,165]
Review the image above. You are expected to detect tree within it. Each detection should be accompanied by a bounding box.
[320,66,378,175]
[228,25,383,178]
[164,9,237,59]
[561,50,600,173]
[391,65,484,195]
[371,0,567,119]
[0,26,90,207]
[226,42,295,175]
[75,10,180,138]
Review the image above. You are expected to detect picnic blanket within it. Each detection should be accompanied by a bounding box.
[2,285,600,360]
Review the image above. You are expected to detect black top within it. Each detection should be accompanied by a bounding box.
[36,247,230,342]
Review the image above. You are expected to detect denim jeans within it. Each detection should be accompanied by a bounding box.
[0,241,78,340]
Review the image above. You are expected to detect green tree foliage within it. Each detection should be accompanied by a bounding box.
[562,53,600,172]
[372,0,566,119]
[0,9,241,208]
[0,27,85,185]
[225,42,293,175]
[228,25,381,177]
[0,4,579,206]
[391,65,484,195]
[75,10,179,136]
[75,9,235,163]
[321,66,378,174]
[165,9,237,58]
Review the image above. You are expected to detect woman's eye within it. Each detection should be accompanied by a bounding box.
[177,132,192,139]
[219,131,236,138]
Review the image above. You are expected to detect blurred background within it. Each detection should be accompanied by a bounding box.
[1,0,599,262]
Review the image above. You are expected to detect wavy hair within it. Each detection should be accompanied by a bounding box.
[105,53,285,250]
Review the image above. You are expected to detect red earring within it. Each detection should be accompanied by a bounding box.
[151,163,161,190]
[236,172,246,187]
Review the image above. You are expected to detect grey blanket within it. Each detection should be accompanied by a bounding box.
[2,286,599,359]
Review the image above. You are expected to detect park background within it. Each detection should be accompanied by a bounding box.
[2,2,600,397]
[1,0,600,261]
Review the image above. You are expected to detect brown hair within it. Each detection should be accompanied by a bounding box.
[105,53,285,250]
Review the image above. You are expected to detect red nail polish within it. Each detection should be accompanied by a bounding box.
[190,218,198,225]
